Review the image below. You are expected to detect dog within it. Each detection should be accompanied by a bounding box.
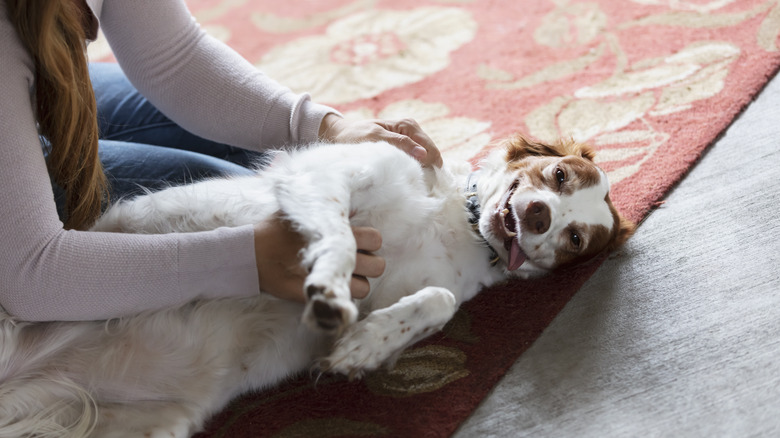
[0,134,634,437]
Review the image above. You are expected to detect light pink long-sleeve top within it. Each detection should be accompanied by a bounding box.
[0,0,334,321]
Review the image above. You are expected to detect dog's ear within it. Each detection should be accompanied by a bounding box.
[504,134,563,162]
[504,134,596,162]
[564,140,597,161]
[608,214,636,251]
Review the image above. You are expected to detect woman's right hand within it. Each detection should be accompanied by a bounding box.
[318,114,443,168]
[253,214,385,303]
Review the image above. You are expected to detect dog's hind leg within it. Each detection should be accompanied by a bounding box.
[272,171,358,334]
[318,286,457,379]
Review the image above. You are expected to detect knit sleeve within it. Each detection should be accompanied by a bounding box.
[0,7,259,321]
[96,0,336,149]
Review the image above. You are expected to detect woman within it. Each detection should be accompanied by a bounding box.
[0,0,441,321]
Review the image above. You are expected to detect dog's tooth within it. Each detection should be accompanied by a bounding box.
[506,231,517,237]
[502,208,509,215]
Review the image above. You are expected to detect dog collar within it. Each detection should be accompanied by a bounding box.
[464,171,501,267]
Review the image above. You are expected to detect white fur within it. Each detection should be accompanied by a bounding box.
[0,141,610,437]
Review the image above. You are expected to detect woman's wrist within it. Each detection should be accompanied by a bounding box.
[318,113,344,141]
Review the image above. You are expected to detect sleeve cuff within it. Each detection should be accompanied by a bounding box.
[290,93,341,144]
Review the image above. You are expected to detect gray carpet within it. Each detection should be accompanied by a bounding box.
[455,74,780,437]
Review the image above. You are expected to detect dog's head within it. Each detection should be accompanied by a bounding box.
[476,134,635,277]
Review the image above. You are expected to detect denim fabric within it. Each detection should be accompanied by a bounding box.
[89,62,264,199]
[48,63,266,219]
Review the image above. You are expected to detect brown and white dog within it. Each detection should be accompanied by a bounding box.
[0,134,634,437]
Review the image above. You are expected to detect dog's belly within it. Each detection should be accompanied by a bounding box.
[365,238,501,311]
[43,296,325,405]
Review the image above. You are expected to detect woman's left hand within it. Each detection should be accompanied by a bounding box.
[319,114,443,168]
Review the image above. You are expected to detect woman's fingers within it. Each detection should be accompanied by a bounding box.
[375,118,442,168]
[351,226,385,298]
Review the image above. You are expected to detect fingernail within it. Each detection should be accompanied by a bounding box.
[413,146,427,158]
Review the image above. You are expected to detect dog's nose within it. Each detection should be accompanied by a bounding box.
[524,201,550,234]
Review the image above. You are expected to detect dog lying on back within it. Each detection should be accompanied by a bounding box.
[0,135,634,437]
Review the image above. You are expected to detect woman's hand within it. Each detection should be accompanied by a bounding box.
[253,214,385,303]
[319,113,443,168]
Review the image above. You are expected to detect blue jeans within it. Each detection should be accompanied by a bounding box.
[91,62,264,197]
[50,63,265,218]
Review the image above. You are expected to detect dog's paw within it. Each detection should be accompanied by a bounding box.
[316,314,410,379]
[302,286,358,333]
[315,327,388,380]
[318,287,458,378]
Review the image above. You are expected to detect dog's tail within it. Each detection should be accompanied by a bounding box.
[0,315,97,438]
[0,377,97,438]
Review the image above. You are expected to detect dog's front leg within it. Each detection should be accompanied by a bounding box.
[272,172,358,333]
[317,286,457,379]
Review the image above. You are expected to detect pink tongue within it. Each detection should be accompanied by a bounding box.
[507,239,526,271]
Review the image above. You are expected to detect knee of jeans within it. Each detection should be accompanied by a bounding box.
[99,140,256,199]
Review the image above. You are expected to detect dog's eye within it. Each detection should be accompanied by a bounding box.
[570,230,581,248]
[555,167,566,186]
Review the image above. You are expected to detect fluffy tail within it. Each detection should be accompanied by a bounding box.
[0,316,97,438]
[0,377,96,438]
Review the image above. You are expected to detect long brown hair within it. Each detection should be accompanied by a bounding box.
[6,0,107,230]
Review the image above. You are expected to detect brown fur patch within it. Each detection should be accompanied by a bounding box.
[554,222,611,267]
[554,204,635,268]
[503,134,596,163]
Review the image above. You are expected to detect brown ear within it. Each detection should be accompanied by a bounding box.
[567,140,597,161]
[504,134,596,162]
[504,134,563,162]
[609,215,636,251]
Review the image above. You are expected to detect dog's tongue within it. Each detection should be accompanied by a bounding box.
[507,239,526,271]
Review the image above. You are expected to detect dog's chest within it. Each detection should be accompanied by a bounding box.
[345,160,500,308]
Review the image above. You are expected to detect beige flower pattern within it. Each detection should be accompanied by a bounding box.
[629,0,737,13]
[255,7,477,105]
[482,0,780,184]
[344,100,492,163]
[525,41,740,183]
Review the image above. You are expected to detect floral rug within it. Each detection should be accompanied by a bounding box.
[89,0,780,436]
